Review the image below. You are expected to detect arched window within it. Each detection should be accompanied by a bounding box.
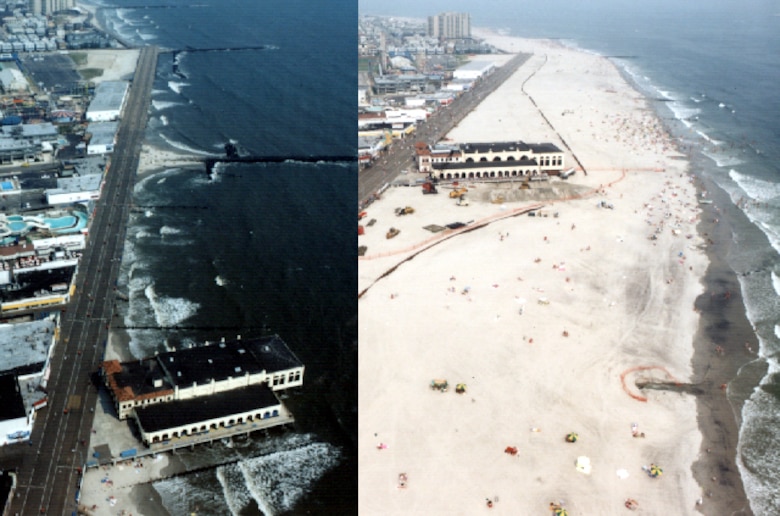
[493,156,501,161]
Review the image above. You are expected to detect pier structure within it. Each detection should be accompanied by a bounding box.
[100,334,303,446]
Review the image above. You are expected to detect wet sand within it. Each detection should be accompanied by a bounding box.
[689,178,757,515]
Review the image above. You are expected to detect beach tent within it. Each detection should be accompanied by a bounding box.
[576,455,592,474]
[565,432,578,443]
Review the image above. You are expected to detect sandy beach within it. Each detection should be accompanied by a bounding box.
[359,31,711,514]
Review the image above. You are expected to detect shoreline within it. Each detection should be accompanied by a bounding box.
[358,29,739,514]
[474,28,756,513]
[689,175,758,515]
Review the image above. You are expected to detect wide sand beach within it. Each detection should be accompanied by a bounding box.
[358,31,723,514]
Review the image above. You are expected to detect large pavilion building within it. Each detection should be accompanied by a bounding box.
[416,140,565,180]
[101,334,303,446]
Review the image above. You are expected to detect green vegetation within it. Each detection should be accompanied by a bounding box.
[79,69,103,81]
[359,56,374,72]
[69,52,88,66]
[455,55,470,67]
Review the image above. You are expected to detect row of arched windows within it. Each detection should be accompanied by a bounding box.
[437,170,537,180]
[462,155,563,166]
[148,409,281,443]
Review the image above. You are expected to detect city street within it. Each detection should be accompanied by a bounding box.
[5,45,159,515]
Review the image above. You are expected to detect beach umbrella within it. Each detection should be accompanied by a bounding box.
[554,509,568,516]
[455,383,467,394]
[575,455,592,475]
[649,464,663,478]
[565,432,578,443]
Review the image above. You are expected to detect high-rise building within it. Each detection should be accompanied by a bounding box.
[427,12,471,40]
[30,0,76,16]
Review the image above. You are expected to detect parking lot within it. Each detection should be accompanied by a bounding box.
[20,53,83,92]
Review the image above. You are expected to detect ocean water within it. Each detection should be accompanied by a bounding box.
[90,0,357,514]
[360,0,780,512]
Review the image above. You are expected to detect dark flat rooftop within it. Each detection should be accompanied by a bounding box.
[134,383,280,433]
[461,141,562,154]
[108,334,303,401]
[156,334,303,388]
[0,373,26,421]
[433,158,537,170]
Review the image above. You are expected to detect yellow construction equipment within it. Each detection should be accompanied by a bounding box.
[449,187,467,198]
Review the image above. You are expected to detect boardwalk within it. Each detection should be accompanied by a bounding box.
[358,53,531,205]
[8,46,159,516]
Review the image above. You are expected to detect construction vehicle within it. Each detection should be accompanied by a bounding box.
[449,187,467,198]
[395,206,415,216]
[422,182,438,194]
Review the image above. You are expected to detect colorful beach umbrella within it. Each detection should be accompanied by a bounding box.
[565,432,578,443]
[554,509,568,516]
[649,464,663,478]
[455,383,467,393]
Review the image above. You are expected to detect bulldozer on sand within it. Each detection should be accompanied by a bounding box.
[422,182,438,194]
[449,187,468,198]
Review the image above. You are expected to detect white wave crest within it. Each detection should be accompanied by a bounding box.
[739,389,780,513]
[729,169,780,203]
[221,442,340,515]
[168,81,189,94]
[215,275,227,287]
[773,271,780,298]
[136,30,156,41]
[702,149,743,168]
[159,226,181,236]
[152,100,184,111]
[667,102,700,126]
[159,133,221,157]
[144,284,199,327]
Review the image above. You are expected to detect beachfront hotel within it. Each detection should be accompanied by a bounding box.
[416,140,565,180]
[101,335,303,446]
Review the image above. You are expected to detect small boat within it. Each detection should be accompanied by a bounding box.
[386,227,400,239]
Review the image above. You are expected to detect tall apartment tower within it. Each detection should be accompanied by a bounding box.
[427,12,471,40]
[30,0,76,15]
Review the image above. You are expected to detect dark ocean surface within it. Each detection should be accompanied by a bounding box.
[90,0,356,514]
[361,0,780,512]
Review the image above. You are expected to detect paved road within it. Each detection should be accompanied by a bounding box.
[6,45,159,516]
[358,53,531,206]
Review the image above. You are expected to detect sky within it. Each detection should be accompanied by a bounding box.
[358,0,772,25]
